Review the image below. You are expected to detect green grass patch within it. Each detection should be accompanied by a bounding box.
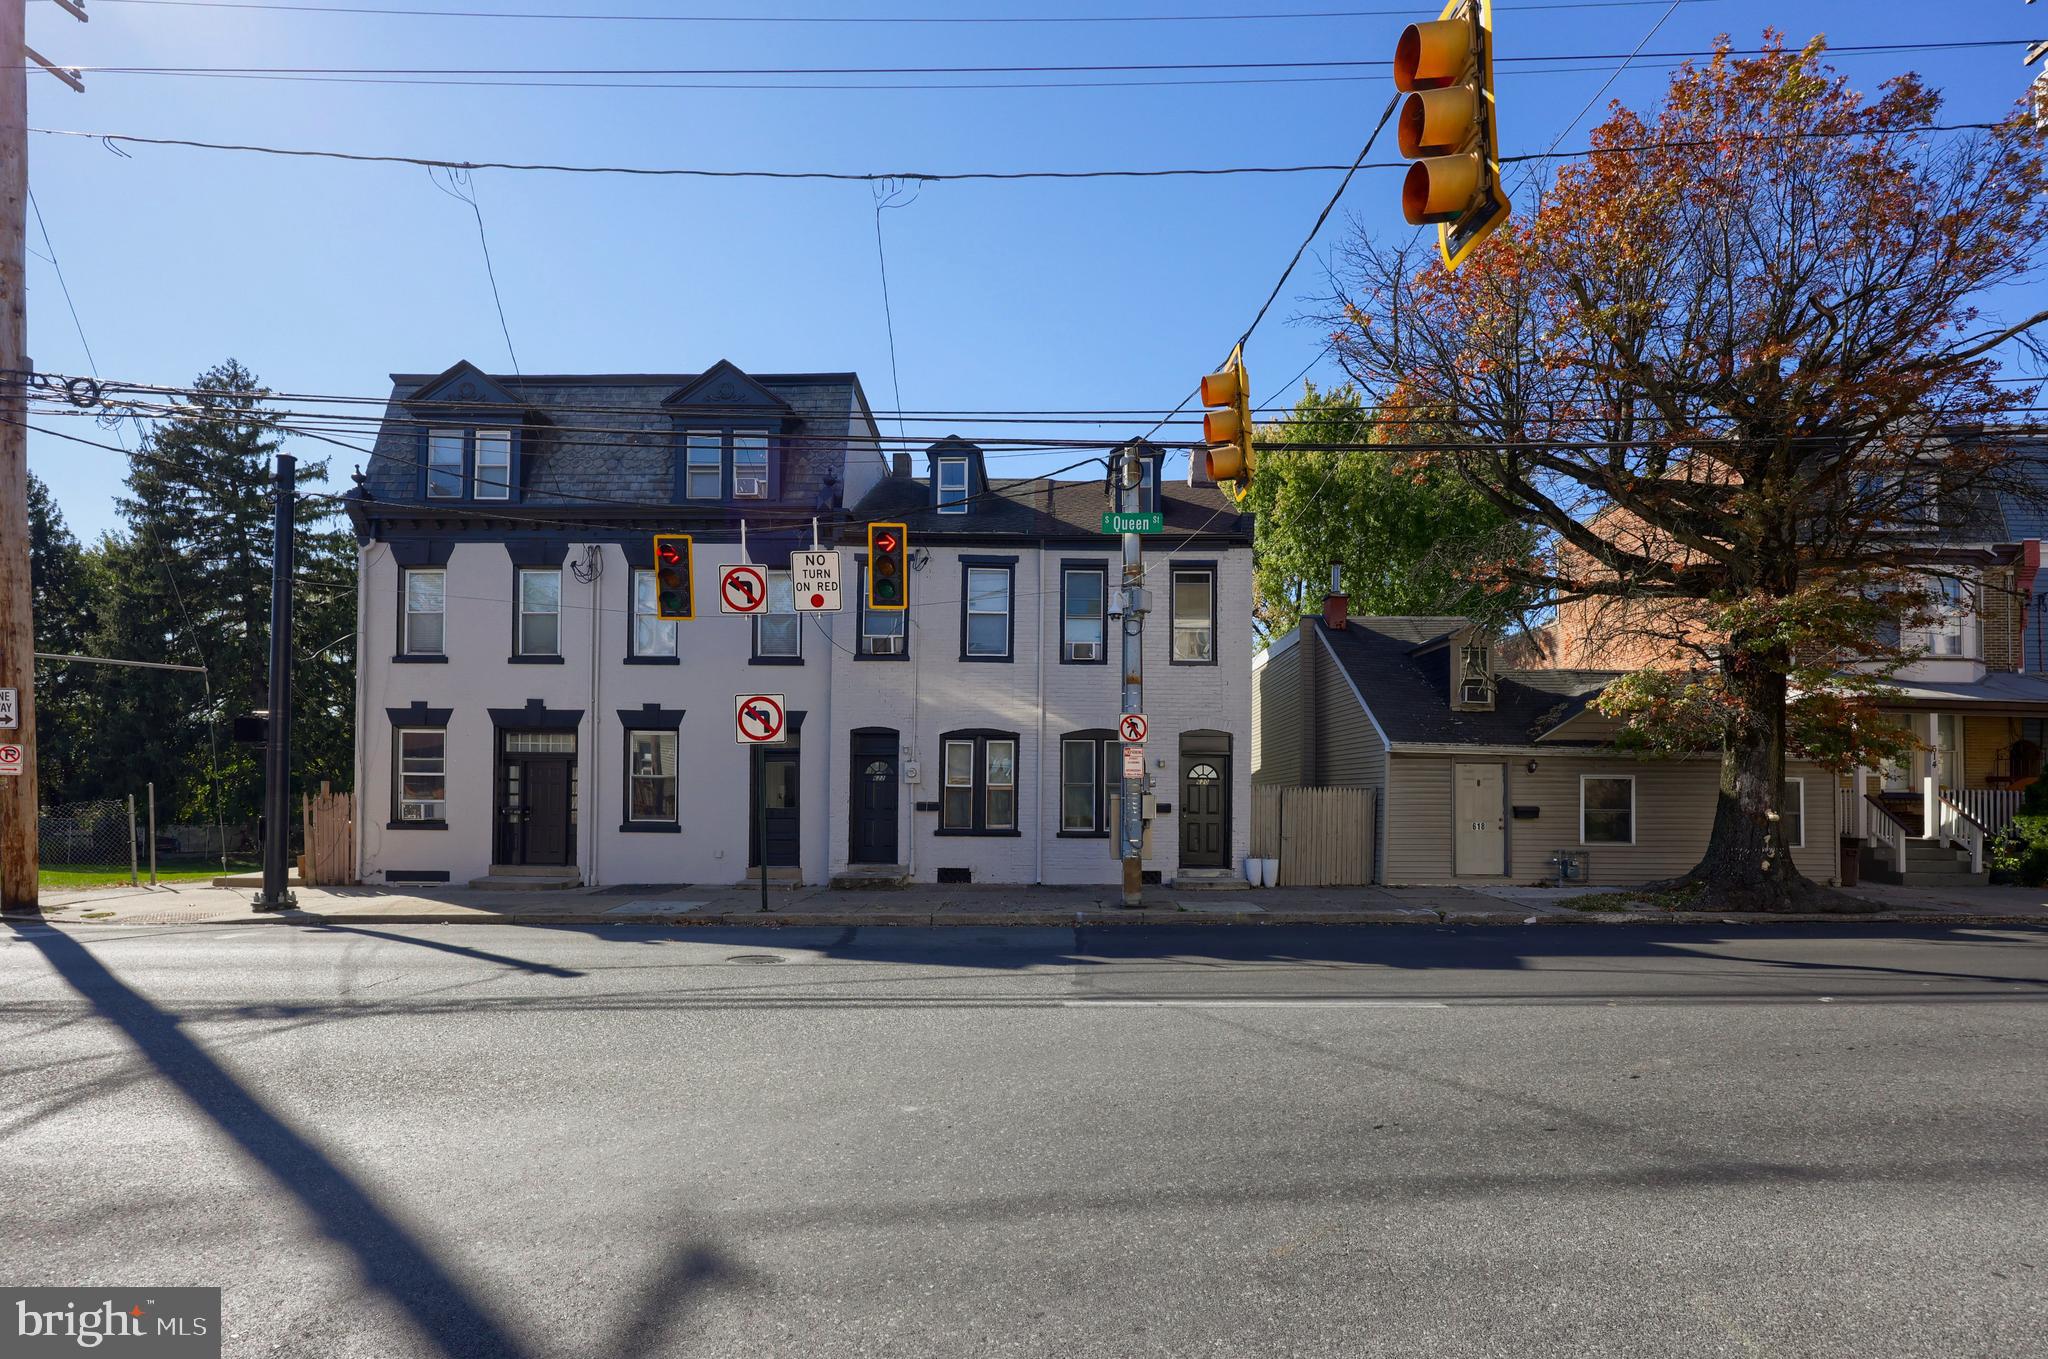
[39,859,259,890]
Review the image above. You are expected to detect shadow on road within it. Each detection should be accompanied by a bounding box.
[7,921,757,1359]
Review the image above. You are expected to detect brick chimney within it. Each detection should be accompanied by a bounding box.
[891,451,913,478]
[1322,562,1348,630]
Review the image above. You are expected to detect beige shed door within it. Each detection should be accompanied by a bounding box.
[1454,763,1505,876]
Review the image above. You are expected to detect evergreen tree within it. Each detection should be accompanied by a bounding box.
[27,471,102,802]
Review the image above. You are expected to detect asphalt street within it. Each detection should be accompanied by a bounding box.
[2,921,2045,1358]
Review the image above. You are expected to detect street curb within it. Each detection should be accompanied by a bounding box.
[10,909,2046,929]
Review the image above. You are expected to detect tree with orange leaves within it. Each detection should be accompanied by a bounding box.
[1324,34,2048,909]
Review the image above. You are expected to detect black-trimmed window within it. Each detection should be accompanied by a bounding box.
[684,430,722,500]
[1061,563,1107,664]
[517,567,562,657]
[627,730,678,824]
[733,433,769,499]
[1059,730,1117,835]
[394,728,448,824]
[961,559,1014,661]
[939,730,1019,834]
[753,569,801,661]
[856,558,907,659]
[473,429,513,500]
[937,456,970,513]
[426,429,464,499]
[402,568,446,656]
[1170,565,1216,664]
[630,568,678,659]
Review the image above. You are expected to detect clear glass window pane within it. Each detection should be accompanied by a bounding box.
[427,430,463,498]
[966,567,1010,656]
[474,429,512,500]
[861,564,907,652]
[686,431,722,499]
[1582,778,1633,844]
[986,740,1015,788]
[629,731,677,822]
[733,434,768,489]
[1782,780,1803,848]
[944,741,973,787]
[755,571,799,657]
[632,569,677,657]
[942,788,973,828]
[1064,570,1105,655]
[519,569,561,656]
[1172,571,1214,662]
[1062,740,1097,830]
[397,729,446,820]
[938,458,969,512]
[405,570,445,655]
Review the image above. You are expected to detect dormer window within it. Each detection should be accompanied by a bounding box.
[1138,458,1157,511]
[937,457,970,513]
[733,434,769,498]
[684,431,722,500]
[1458,644,1493,708]
[474,429,512,500]
[427,429,464,499]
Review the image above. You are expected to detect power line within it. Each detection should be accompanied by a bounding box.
[33,118,2008,187]
[41,0,1728,25]
[426,166,522,377]
[70,41,2027,78]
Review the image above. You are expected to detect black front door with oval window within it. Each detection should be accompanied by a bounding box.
[850,731,899,864]
[1179,756,1229,868]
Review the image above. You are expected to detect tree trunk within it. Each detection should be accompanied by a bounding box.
[1655,646,1864,912]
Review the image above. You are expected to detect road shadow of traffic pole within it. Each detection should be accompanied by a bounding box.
[11,922,536,1359]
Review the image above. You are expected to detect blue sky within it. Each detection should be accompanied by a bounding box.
[22,0,2042,539]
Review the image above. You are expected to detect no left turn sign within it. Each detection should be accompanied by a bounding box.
[719,564,768,614]
[735,694,787,745]
[1119,713,1148,744]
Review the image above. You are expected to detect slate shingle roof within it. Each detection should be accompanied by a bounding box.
[841,472,1251,543]
[1317,616,1619,747]
[361,370,870,513]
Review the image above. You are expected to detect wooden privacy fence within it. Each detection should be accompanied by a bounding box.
[1253,786,1376,886]
[300,782,357,886]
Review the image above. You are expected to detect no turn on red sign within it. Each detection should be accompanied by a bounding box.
[793,550,842,613]
[735,694,788,745]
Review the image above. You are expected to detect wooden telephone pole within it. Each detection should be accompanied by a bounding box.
[1,0,87,913]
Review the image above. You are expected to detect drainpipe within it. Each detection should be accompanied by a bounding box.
[2020,539,2041,672]
[1035,537,1047,885]
[353,540,375,884]
[586,543,603,887]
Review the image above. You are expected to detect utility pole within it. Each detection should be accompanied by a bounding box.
[1,0,89,915]
[0,0,32,913]
[254,452,297,912]
[1116,442,1148,908]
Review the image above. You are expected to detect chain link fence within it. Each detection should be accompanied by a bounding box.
[39,797,139,881]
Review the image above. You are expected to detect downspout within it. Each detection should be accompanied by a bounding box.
[2020,539,2041,672]
[1035,535,1047,884]
[586,543,603,887]
[353,539,374,884]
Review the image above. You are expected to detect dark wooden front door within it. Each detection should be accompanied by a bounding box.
[498,756,573,866]
[750,749,801,868]
[850,733,899,864]
[1179,755,1229,869]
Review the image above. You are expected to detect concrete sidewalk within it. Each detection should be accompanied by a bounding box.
[12,878,2048,929]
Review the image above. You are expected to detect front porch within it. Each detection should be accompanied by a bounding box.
[1839,708,2041,887]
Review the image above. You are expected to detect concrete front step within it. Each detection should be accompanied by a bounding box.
[832,866,911,890]
[467,873,582,891]
[1175,869,1248,892]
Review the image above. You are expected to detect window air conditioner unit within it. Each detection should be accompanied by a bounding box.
[869,634,904,655]
[1069,641,1101,661]
[734,476,767,498]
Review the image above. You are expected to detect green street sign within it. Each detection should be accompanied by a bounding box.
[1102,511,1164,534]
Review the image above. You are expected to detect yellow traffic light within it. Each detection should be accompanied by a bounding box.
[652,534,694,621]
[1394,0,1508,271]
[868,522,908,610]
[1199,345,1253,494]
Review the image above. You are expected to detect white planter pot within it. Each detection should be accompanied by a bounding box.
[1244,859,1261,887]
[1261,857,1280,888]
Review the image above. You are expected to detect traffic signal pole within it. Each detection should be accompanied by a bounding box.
[254,453,298,913]
[1117,442,1147,909]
